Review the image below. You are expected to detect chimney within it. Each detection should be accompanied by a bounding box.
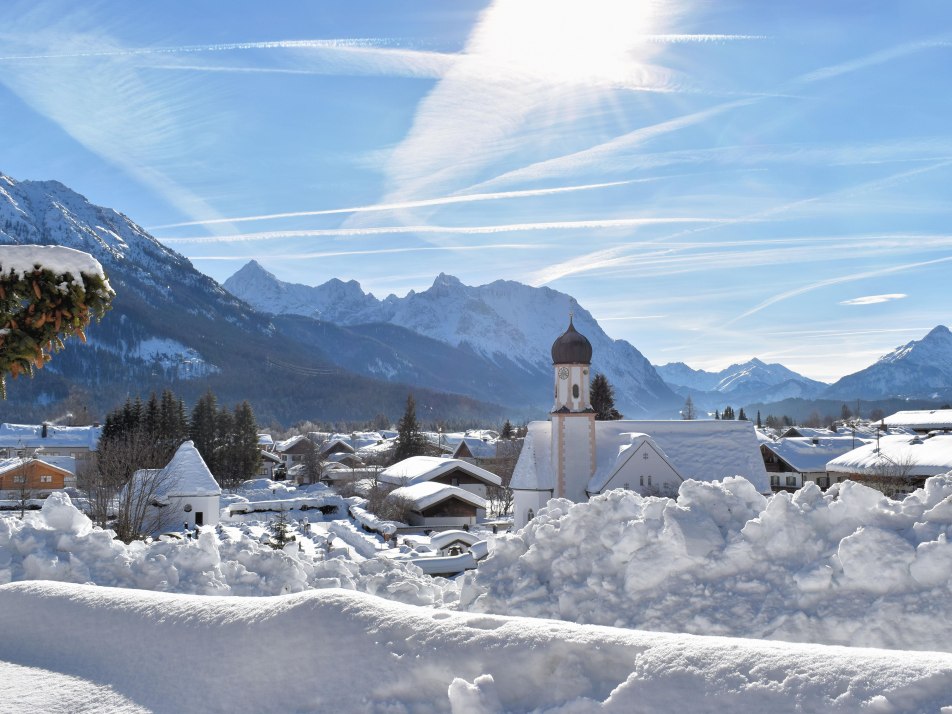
[41,423,48,438]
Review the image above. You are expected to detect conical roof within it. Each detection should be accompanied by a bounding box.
[551,316,592,364]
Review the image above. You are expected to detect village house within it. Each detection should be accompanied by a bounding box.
[826,432,952,497]
[0,457,76,497]
[511,317,769,529]
[386,481,487,528]
[882,409,952,434]
[378,455,502,500]
[0,422,101,473]
[761,435,873,491]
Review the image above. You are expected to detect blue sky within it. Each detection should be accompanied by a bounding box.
[1,0,950,383]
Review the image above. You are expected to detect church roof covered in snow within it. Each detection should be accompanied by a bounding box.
[762,435,873,474]
[827,433,952,477]
[512,419,770,493]
[380,456,501,487]
[387,481,487,511]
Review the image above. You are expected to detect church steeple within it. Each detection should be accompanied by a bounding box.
[551,314,593,413]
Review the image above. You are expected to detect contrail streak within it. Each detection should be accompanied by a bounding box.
[149,180,640,230]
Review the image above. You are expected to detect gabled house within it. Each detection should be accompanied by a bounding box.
[761,435,873,491]
[379,456,502,499]
[882,409,952,434]
[0,422,102,472]
[258,450,282,479]
[273,435,313,468]
[386,481,487,528]
[826,433,952,496]
[0,457,76,496]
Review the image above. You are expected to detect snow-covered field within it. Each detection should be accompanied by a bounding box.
[3,581,952,713]
[5,477,952,710]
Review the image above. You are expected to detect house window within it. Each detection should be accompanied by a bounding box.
[13,475,25,483]
[770,474,779,486]
[785,476,797,487]
[183,504,193,512]
[640,474,651,486]
[527,509,535,521]
[40,475,53,483]
[817,476,830,489]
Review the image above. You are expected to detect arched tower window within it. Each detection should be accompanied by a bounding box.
[572,384,580,399]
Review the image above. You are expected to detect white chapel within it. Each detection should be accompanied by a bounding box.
[511,318,770,529]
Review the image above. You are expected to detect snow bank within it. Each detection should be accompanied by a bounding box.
[0,493,450,606]
[3,581,952,713]
[462,475,952,653]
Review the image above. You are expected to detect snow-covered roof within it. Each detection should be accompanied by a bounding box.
[882,409,952,431]
[452,437,497,460]
[380,456,501,487]
[388,481,487,511]
[762,436,873,474]
[827,434,952,477]
[780,427,837,439]
[260,450,282,464]
[512,419,769,493]
[134,441,221,499]
[273,434,310,453]
[429,529,482,549]
[586,433,682,494]
[320,438,355,455]
[257,434,274,447]
[0,457,73,477]
[0,423,101,450]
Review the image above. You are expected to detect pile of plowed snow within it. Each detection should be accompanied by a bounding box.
[0,493,451,606]
[461,475,952,652]
[3,581,952,713]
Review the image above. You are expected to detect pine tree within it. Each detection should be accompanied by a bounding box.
[301,438,322,484]
[500,419,513,439]
[715,409,720,420]
[756,410,762,428]
[723,406,735,420]
[682,396,696,420]
[738,407,747,421]
[231,401,261,486]
[394,393,425,461]
[590,373,622,420]
[268,508,296,549]
[189,390,220,475]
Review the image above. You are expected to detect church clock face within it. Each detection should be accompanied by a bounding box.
[558,366,570,379]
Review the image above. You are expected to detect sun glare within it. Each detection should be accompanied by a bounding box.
[470,0,665,85]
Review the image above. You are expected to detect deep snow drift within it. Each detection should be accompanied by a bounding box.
[0,493,452,607]
[3,581,952,713]
[462,474,952,653]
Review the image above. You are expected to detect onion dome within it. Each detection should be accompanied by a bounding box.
[551,316,592,365]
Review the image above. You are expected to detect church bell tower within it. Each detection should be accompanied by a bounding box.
[550,314,596,502]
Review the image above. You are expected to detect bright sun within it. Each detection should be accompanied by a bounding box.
[469,0,666,86]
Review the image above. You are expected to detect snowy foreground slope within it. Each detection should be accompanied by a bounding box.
[3,581,952,714]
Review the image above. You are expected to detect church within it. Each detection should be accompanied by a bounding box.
[511,317,770,529]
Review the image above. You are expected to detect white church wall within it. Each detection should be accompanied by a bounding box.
[514,489,551,529]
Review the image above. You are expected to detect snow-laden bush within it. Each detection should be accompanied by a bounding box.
[461,474,952,652]
[0,493,455,607]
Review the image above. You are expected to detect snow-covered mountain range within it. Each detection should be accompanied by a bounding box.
[655,358,828,410]
[224,261,680,417]
[0,172,500,424]
[824,325,952,401]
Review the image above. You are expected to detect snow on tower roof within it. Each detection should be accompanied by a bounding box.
[827,433,952,477]
[388,481,487,511]
[512,419,769,493]
[380,456,501,487]
[133,441,220,500]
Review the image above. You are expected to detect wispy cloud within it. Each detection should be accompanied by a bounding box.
[162,216,738,244]
[724,256,952,327]
[190,243,542,261]
[839,293,908,306]
[792,36,952,85]
[148,180,638,230]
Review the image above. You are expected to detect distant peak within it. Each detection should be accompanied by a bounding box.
[431,273,463,289]
[925,325,951,338]
[238,260,275,278]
